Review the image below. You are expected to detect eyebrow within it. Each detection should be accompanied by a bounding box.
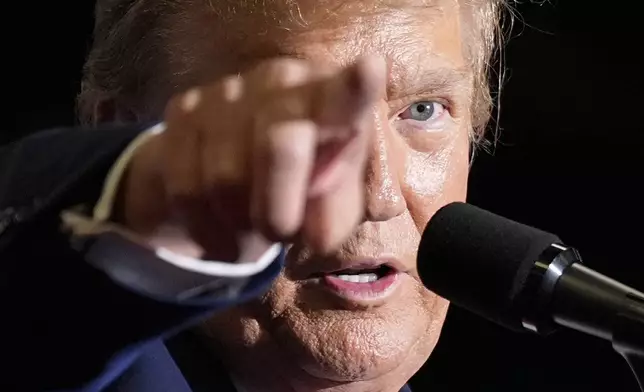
[244,49,471,99]
[387,65,472,100]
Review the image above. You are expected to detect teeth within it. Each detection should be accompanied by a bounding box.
[336,273,379,283]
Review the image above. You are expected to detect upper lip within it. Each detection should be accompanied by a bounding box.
[314,257,408,276]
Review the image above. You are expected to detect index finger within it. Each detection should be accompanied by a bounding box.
[257,55,387,132]
[314,55,388,129]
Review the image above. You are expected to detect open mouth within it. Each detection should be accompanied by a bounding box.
[318,262,403,304]
[327,265,395,283]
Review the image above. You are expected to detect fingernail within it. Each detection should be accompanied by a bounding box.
[315,56,386,128]
[353,55,388,99]
[337,56,387,108]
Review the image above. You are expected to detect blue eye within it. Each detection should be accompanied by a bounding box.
[399,101,444,122]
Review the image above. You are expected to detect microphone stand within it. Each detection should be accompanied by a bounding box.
[623,355,643,392]
[527,246,644,391]
[612,300,644,391]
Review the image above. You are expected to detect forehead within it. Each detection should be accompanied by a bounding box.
[172,0,468,92]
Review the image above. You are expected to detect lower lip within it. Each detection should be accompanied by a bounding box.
[322,272,401,303]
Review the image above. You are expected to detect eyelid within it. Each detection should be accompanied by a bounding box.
[388,96,453,119]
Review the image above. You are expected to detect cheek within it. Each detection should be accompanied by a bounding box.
[402,132,469,227]
[405,146,452,197]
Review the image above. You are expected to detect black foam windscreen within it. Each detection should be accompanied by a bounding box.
[418,202,562,331]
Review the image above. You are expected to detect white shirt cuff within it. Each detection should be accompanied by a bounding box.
[61,123,280,300]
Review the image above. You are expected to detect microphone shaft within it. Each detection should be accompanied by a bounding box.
[552,263,644,354]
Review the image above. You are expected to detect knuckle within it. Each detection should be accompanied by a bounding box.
[165,88,202,118]
[258,59,310,87]
[179,88,203,112]
[219,74,244,102]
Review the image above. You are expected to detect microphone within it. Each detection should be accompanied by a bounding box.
[417,202,644,381]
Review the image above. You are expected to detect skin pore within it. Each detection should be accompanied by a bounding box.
[156,0,474,391]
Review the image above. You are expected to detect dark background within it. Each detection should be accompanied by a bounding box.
[6,1,644,391]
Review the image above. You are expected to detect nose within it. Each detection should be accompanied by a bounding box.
[364,105,406,222]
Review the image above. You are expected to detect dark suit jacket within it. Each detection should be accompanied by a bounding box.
[0,125,412,392]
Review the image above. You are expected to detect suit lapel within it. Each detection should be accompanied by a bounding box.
[166,331,238,392]
[106,341,194,392]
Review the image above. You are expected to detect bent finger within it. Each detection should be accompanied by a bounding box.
[251,119,317,241]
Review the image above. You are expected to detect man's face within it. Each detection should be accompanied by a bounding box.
[174,0,472,389]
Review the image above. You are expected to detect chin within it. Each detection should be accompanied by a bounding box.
[200,269,448,392]
[273,277,447,385]
[297,321,423,382]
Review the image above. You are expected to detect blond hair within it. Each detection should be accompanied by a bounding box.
[78,0,510,143]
